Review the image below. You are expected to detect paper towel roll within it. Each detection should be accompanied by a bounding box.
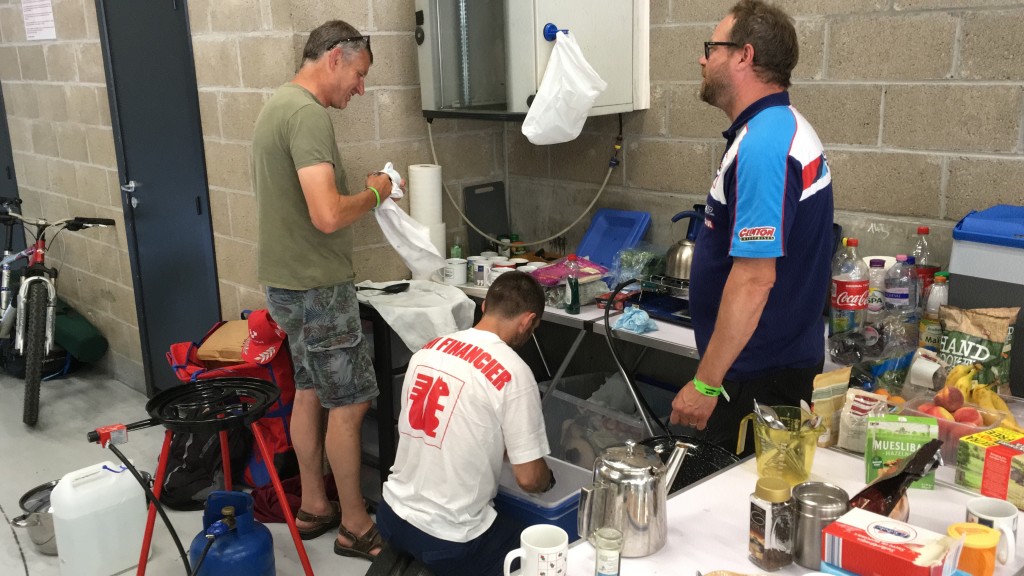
[408,164,443,226]
[412,222,447,281]
[428,222,446,257]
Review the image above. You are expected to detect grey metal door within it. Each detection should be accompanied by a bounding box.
[0,83,25,253]
[0,84,18,199]
[96,0,220,395]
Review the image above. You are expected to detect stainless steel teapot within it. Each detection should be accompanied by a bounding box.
[665,206,704,281]
[577,439,689,557]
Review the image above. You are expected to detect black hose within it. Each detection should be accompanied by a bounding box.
[107,443,192,576]
[602,279,674,439]
[189,537,215,576]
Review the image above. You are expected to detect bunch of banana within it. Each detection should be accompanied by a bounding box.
[974,386,1024,433]
[946,364,978,400]
[945,363,971,388]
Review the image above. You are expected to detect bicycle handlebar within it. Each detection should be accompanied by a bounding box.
[74,217,116,226]
[1,212,116,231]
[0,196,23,209]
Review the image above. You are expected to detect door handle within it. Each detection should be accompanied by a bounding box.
[120,180,138,193]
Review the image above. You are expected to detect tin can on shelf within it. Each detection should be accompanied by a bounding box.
[511,236,526,256]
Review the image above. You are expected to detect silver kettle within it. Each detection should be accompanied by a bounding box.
[577,439,689,558]
[664,206,704,281]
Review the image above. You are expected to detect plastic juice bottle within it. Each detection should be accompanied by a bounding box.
[565,254,581,315]
[919,273,948,351]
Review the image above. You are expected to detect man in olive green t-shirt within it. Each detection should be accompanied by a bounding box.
[251,19,394,560]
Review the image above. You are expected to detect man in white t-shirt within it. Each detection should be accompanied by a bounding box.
[377,271,553,576]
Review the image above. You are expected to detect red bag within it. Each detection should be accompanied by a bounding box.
[166,316,298,487]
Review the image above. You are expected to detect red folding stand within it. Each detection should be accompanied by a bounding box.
[137,423,314,576]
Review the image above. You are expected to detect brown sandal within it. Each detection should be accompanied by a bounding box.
[295,501,340,540]
[334,522,383,560]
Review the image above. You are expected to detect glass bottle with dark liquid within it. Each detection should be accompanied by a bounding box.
[848,438,942,518]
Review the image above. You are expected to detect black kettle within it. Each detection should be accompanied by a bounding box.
[665,205,704,280]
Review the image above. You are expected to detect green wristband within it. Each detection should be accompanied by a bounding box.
[693,378,730,402]
[367,186,380,209]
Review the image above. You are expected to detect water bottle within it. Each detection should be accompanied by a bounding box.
[565,254,581,315]
[919,273,948,350]
[905,255,921,312]
[884,254,918,312]
[829,238,868,335]
[863,258,887,349]
[911,226,931,266]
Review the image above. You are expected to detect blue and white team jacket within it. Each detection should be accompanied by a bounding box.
[689,92,835,380]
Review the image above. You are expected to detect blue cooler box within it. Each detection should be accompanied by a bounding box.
[948,204,1024,395]
[493,456,591,541]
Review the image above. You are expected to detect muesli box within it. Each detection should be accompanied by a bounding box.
[974,437,1024,509]
[822,507,960,576]
[864,414,938,488]
[954,426,1024,491]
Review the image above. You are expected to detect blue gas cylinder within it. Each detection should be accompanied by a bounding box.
[188,491,275,576]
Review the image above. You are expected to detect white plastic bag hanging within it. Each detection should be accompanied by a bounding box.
[522,31,608,145]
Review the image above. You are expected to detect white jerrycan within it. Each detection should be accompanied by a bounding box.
[51,461,147,576]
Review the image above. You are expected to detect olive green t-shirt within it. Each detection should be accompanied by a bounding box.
[252,83,353,290]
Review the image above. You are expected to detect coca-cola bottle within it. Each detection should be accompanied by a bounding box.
[829,238,869,335]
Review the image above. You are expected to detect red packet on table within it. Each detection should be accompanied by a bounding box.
[530,256,608,287]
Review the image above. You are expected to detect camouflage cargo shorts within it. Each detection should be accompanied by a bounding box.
[265,283,378,408]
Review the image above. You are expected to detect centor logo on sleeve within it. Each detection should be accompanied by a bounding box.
[738,226,776,241]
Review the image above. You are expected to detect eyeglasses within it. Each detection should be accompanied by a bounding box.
[704,41,738,59]
[330,35,372,59]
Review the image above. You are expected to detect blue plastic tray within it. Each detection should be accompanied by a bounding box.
[953,204,1024,249]
[576,209,652,269]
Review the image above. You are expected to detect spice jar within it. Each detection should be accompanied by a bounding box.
[593,527,622,576]
[750,476,794,571]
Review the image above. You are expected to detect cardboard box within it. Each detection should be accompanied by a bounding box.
[864,415,938,488]
[956,426,1024,472]
[196,320,248,363]
[976,438,1024,509]
[822,507,959,576]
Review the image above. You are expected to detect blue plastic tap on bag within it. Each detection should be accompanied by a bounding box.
[612,307,658,335]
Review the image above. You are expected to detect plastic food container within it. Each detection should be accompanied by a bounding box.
[899,397,1003,465]
[494,457,591,541]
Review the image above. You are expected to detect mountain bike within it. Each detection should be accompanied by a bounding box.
[0,197,116,426]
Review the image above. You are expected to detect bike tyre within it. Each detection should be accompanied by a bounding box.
[22,282,47,427]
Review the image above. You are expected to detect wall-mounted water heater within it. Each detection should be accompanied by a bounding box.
[414,0,650,120]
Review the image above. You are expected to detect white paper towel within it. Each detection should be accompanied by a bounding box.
[409,164,443,225]
[412,221,447,281]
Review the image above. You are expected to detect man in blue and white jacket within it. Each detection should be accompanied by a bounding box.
[670,0,835,455]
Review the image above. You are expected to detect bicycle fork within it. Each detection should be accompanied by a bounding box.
[14,276,56,355]
[0,249,13,339]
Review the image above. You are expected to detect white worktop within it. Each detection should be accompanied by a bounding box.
[561,448,1024,575]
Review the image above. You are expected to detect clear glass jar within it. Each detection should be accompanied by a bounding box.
[593,527,622,576]
[750,477,793,571]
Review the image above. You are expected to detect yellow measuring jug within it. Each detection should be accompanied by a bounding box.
[737,405,822,486]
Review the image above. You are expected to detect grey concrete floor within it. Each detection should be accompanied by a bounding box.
[0,367,375,575]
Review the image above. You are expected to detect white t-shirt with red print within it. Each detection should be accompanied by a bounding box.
[382,327,550,542]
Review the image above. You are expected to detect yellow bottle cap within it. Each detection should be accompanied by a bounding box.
[947,522,1000,549]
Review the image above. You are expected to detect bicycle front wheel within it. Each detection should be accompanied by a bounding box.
[23,281,47,426]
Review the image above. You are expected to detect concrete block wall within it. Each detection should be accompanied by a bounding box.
[0,0,504,386]
[0,0,139,384]
[2,0,1023,386]
[507,0,1024,269]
